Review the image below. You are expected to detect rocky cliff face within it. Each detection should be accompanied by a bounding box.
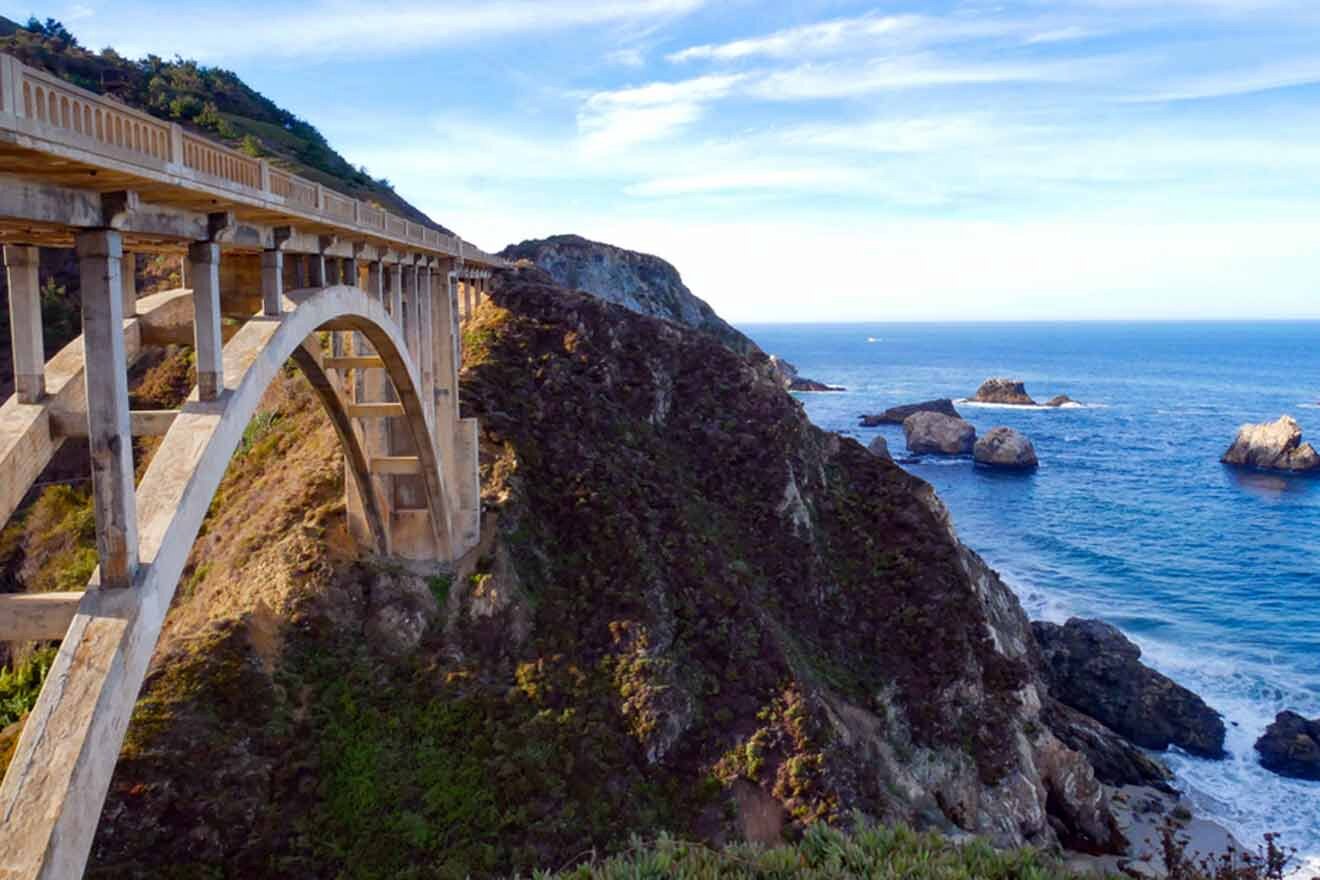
[500,234,759,356]
[74,268,1143,877]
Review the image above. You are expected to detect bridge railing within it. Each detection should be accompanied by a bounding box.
[0,53,504,266]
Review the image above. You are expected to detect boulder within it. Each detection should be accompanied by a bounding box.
[1032,618,1227,759]
[1255,711,1320,780]
[867,435,891,460]
[1220,415,1320,473]
[1039,698,1175,792]
[973,378,1037,406]
[974,427,1038,470]
[860,399,960,427]
[902,412,976,455]
[1046,395,1080,408]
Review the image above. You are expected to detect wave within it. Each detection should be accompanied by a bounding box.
[955,399,1107,411]
[993,563,1320,863]
[1300,403,1320,409]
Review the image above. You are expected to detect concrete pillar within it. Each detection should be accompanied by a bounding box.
[309,253,327,288]
[120,252,136,317]
[4,245,44,404]
[367,261,384,303]
[75,229,138,589]
[417,265,434,430]
[188,241,224,401]
[402,265,419,358]
[179,253,190,289]
[388,263,403,324]
[293,254,307,289]
[345,258,359,288]
[261,250,283,317]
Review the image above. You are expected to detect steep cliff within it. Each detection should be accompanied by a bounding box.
[73,268,1139,878]
[500,235,760,355]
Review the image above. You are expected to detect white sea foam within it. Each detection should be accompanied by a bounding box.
[955,398,1107,411]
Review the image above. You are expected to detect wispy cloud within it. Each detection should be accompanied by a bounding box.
[1126,58,1320,102]
[68,0,709,60]
[577,73,745,153]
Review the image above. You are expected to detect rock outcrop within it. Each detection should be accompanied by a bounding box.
[860,399,960,427]
[903,412,976,455]
[972,379,1037,406]
[500,234,759,356]
[1038,698,1175,792]
[1255,711,1320,780]
[1220,415,1320,474]
[867,435,891,460]
[1032,619,1226,759]
[974,428,1039,471]
[767,356,843,393]
[1046,395,1079,408]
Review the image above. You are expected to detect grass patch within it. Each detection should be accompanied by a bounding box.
[0,647,58,728]
[528,819,1078,880]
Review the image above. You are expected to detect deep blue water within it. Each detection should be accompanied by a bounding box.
[742,321,1320,857]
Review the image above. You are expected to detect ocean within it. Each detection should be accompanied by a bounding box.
[742,321,1320,859]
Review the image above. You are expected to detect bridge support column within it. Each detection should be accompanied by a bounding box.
[388,262,403,322]
[418,265,434,429]
[188,241,224,401]
[309,252,327,288]
[120,251,136,317]
[345,260,395,553]
[403,263,419,358]
[4,244,45,404]
[261,249,283,317]
[76,229,138,588]
[345,257,359,288]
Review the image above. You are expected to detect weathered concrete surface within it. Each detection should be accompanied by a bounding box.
[76,228,138,589]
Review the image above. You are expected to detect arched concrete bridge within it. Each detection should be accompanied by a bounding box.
[0,54,503,877]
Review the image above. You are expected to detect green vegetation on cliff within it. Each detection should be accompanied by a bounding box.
[0,16,441,229]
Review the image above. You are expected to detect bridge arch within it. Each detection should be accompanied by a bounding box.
[0,284,464,877]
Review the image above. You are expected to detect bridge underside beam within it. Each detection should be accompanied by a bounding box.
[0,592,84,641]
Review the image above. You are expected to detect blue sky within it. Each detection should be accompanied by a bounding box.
[13,1,1320,321]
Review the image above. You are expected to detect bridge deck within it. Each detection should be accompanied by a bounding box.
[0,53,502,265]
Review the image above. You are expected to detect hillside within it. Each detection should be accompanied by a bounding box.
[501,235,760,356]
[0,17,445,230]
[42,267,1147,878]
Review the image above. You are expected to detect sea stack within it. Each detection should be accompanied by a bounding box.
[1255,711,1320,780]
[859,399,960,427]
[1220,415,1320,473]
[902,412,976,455]
[974,427,1038,470]
[972,378,1037,406]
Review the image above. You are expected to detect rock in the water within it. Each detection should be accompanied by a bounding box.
[867,436,891,460]
[1220,415,1320,473]
[860,399,960,427]
[1046,395,1080,407]
[973,378,1037,406]
[1032,618,1227,759]
[1255,711,1320,780]
[768,355,844,393]
[974,427,1038,470]
[902,412,976,455]
[1040,698,1175,792]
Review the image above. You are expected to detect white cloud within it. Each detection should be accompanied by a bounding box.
[576,73,745,153]
[70,0,709,60]
[749,54,1106,100]
[1126,58,1320,102]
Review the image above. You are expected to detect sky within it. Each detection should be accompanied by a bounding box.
[11,0,1320,322]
